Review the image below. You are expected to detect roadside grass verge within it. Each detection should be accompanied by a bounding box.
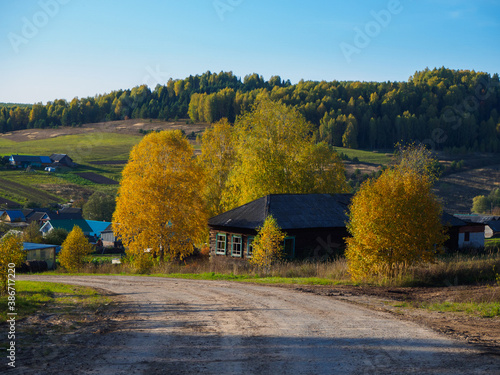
[0,281,112,324]
[418,301,500,318]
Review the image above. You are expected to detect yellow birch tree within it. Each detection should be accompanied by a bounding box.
[345,149,448,281]
[113,130,207,262]
[222,97,348,209]
[198,118,236,218]
[249,215,286,269]
[0,234,25,295]
[58,226,93,272]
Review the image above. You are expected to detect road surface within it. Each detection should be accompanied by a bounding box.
[15,275,499,374]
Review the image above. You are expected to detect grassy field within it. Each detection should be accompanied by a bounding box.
[0,133,144,205]
[334,147,393,165]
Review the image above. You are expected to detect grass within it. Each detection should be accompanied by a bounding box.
[419,301,500,318]
[0,281,112,324]
[334,146,393,165]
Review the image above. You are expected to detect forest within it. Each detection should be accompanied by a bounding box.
[1,67,499,153]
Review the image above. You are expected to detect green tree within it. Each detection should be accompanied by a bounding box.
[43,228,69,246]
[0,234,25,295]
[58,226,94,272]
[113,130,207,262]
[22,221,43,243]
[249,215,286,270]
[83,192,116,222]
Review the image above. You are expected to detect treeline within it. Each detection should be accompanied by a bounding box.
[1,67,500,152]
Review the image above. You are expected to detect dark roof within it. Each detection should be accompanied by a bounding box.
[50,154,71,162]
[10,155,44,163]
[442,212,467,227]
[208,194,353,230]
[26,211,47,223]
[455,214,500,232]
[46,207,83,220]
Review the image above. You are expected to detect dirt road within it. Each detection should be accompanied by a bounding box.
[15,276,499,374]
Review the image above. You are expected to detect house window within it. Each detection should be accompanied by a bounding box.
[464,232,470,242]
[247,236,254,257]
[232,235,242,257]
[284,237,295,259]
[216,233,227,255]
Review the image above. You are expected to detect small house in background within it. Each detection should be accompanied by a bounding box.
[0,210,26,222]
[454,214,500,239]
[101,223,122,248]
[40,219,94,237]
[208,194,352,261]
[443,213,486,250]
[23,242,58,270]
[50,154,75,168]
[9,155,52,168]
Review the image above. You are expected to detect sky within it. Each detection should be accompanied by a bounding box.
[0,0,499,104]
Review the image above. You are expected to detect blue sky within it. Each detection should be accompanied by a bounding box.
[1,0,499,104]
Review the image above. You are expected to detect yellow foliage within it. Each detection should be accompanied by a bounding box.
[345,167,448,281]
[58,226,93,273]
[249,215,286,269]
[113,130,208,262]
[198,118,237,217]
[222,98,348,209]
[0,234,25,295]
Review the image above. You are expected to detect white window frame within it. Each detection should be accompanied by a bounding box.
[231,235,242,257]
[216,233,227,255]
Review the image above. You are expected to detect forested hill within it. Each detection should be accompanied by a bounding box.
[1,67,499,152]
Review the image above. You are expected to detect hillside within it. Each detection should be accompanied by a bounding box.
[0,119,208,207]
[1,119,499,214]
[1,68,499,154]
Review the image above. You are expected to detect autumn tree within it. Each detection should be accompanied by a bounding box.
[59,226,94,272]
[346,146,447,281]
[113,130,207,262]
[198,118,236,217]
[223,97,348,209]
[0,234,25,295]
[249,215,286,270]
[83,191,116,222]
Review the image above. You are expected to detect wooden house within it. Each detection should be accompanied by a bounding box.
[208,194,352,261]
[50,154,75,168]
[23,242,58,270]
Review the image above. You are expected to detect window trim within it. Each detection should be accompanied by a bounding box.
[216,233,227,255]
[284,236,296,259]
[231,235,243,258]
[247,236,254,258]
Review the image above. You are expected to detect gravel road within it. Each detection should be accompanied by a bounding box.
[15,275,499,374]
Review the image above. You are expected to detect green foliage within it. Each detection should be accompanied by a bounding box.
[1,68,499,153]
[82,191,116,221]
[472,188,500,214]
[21,221,43,243]
[43,227,69,246]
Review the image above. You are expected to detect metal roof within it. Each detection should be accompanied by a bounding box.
[86,220,112,236]
[2,210,26,221]
[23,242,57,251]
[208,194,353,230]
